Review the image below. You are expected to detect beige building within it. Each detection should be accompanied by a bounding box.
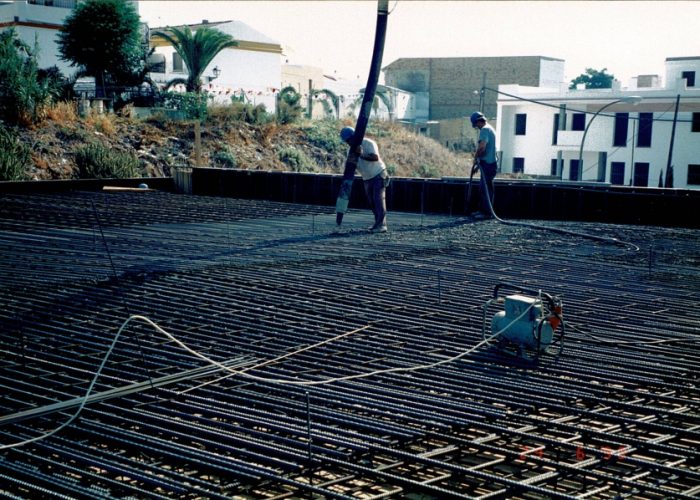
[383,56,565,148]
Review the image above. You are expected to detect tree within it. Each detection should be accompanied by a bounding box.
[350,85,394,120]
[152,25,237,93]
[311,88,340,119]
[0,29,60,125]
[57,0,144,98]
[277,86,304,124]
[569,68,615,89]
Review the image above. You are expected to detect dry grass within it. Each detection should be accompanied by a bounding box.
[85,112,117,137]
[45,101,79,124]
[373,122,473,178]
[19,105,476,181]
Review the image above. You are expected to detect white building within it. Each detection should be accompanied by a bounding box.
[497,57,700,190]
[149,19,282,111]
[1,2,283,111]
[0,0,82,76]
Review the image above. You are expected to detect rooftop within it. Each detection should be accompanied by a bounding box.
[1,190,698,498]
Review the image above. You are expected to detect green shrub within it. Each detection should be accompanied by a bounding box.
[75,142,139,179]
[302,119,345,154]
[366,122,391,138]
[416,164,438,178]
[0,29,58,125]
[276,86,303,124]
[0,125,29,181]
[207,101,271,125]
[144,110,175,129]
[212,147,237,168]
[277,145,313,172]
[159,91,210,120]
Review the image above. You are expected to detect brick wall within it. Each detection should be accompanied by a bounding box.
[384,56,562,120]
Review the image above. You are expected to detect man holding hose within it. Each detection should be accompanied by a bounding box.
[340,126,389,233]
[470,111,498,219]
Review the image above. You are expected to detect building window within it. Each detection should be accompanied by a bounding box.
[513,157,524,173]
[550,159,559,176]
[611,162,625,185]
[515,114,527,135]
[637,112,653,148]
[692,113,700,133]
[682,71,696,87]
[633,162,649,187]
[552,114,560,145]
[173,53,183,72]
[688,165,700,185]
[613,113,629,147]
[147,53,166,73]
[569,159,580,181]
[572,113,586,131]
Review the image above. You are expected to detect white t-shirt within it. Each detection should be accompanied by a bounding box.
[356,138,386,180]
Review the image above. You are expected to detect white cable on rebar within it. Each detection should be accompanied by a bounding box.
[0,304,537,449]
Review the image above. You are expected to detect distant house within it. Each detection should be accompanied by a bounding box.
[497,57,700,190]
[149,19,283,111]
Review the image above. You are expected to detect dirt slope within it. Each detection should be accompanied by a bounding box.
[14,107,474,181]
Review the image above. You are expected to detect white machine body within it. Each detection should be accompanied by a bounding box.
[491,294,553,351]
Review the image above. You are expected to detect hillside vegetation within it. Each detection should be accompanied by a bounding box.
[6,101,475,182]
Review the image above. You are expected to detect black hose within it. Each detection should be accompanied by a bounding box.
[335,0,390,225]
[468,162,640,251]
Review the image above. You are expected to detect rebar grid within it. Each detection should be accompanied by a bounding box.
[0,191,698,499]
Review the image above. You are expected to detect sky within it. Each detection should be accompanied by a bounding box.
[137,1,700,86]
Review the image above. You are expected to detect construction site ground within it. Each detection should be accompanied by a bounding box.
[0,190,698,499]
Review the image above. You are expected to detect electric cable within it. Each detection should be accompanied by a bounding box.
[0,304,538,449]
[578,101,677,178]
[484,86,693,123]
[482,86,682,181]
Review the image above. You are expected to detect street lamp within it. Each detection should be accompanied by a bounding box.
[577,95,642,181]
[207,66,221,83]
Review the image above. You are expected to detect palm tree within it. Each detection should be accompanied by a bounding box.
[152,25,237,93]
[311,88,340,119]
[277,86,304,124]
[349,85,394,120]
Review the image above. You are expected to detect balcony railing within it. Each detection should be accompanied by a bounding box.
[27,0,77,9]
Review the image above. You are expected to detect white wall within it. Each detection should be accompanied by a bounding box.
[665,57,700,89]
[0,2,75,75]
[150,45,281,110]
[538,58,566,88]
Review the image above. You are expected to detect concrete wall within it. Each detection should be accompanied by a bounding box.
[2,170,696,228]
[189,168,699,228]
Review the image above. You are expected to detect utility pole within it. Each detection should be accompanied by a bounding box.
[308,79,313,119]
[666,94,680,187]
[479,72,486,113]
